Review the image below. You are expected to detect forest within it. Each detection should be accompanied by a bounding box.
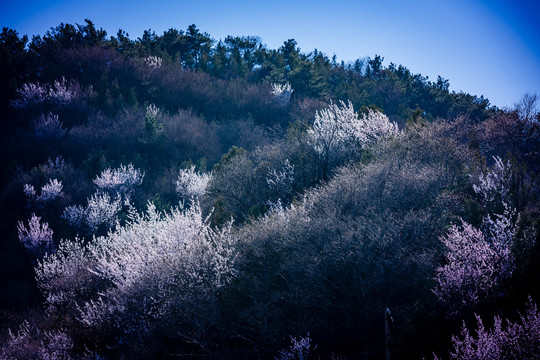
[0,19,539,359]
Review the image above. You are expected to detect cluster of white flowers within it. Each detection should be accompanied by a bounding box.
[146,103,160,120]
[265,198,291,222]
[40,179,64,203]
[483,204,517,249]
[271,82,293,105]
[39,203,237,337]
[85,192,122,231]
[308,101,399,156]
[93,163,144,199]
[50,78,79,106]
[473,156,512,206]
[24,179,63,207]
[62,192,122,233]
[36,237,90,309]
[1,320,73,360]
[144,55,163,70]
[434,219,515,313]
[11,77,84,108]
[308,100,356,156]
[12,83,47,107]
[266,158,295,198]
[351,108,400,145]
[17,214,54,259]
[175,166,211,200]
[23,185,37,200]
[263,195,311,232]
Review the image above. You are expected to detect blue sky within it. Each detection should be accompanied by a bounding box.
[1,0,539,109]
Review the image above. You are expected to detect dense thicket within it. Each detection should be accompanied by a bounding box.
[0,20,539,359]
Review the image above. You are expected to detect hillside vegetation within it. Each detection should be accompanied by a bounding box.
[0,20,539,359]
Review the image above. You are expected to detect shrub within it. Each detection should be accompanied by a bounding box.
[17,214,55,260]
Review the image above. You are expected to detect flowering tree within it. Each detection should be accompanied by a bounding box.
[307,101,398,179]
[271,82,293,106]
[307,101,356,156]
[62,192,122,234]
[11,82,47,108]
[58,163,143,235]
[35,238,92,312]
[434,298,540,360]
[11,77,89,109]
[175,165,211,200]
[17,214,54,260]
[144,55,163,70]
[266,158,295,203]
[473,156,512,210]
[433,220,514,313]
[434,152,538,314]
[38,203,237,351]
[0,320,73,360]
[475,99,540,213]
[93,163,144,200]
[23,179,63,209]
[351,108,400,146]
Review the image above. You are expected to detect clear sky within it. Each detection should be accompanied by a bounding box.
[1,0,539,109]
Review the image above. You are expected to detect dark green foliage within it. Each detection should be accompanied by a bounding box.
[35,19,107,49]
[0,28,27,112]
[220,122,474,358]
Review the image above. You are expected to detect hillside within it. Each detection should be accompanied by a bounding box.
[0,21,539,359]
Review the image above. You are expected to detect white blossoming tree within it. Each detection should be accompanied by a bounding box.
[473,156,512,209]
[0,320,73,360]
[17,214,54,260]
[266,158,295,203]
[144,55,163,70]
[175,166,211,200]
[93,163,144,200]
[60,164,142,235]
[307,100,399,179]
[23,178,63,209]
[350,108,400,146]
[11,77,89,109]
[62,192,122,234]
[37,202,237,351]
[271,82,293,106]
